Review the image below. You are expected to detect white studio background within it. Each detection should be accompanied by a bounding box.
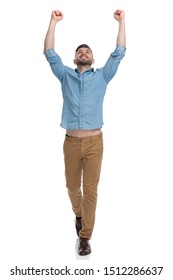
[0,0,173,279]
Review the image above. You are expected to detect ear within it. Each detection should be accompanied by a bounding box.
[73,58,77,65]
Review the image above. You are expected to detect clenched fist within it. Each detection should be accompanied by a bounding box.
[114,10,125,22]
[51,10,64,22]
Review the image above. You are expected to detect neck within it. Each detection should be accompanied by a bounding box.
[77,65,91,74]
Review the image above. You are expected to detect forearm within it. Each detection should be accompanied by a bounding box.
[44,20,57,51]
[117,19,126,48]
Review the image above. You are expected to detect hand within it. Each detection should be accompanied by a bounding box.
[51,10,64,22]
[114,10,125,22]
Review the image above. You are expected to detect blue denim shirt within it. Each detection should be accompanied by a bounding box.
[44,45,126,130]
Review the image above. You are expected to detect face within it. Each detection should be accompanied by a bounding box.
[74,47,94,66]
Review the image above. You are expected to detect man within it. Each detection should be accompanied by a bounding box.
[44,9,126,256]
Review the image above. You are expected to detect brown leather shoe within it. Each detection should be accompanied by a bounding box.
[78,238,91,256]
[75,217,82,236]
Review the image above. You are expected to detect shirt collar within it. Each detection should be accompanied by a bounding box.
[75,68,94,74]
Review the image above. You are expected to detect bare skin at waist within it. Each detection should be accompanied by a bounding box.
[66,128,101,138]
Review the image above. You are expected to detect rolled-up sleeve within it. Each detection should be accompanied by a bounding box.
[44,48,65,82]
[103,45,126,83]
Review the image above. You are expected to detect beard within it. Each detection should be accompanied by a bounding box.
[76,58,92,66]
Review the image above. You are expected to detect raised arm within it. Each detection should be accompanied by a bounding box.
[44,10,63,51]
[114,10,126,48]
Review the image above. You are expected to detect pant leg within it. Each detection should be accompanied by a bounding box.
[79,134,103,239]
[63,136,83,218]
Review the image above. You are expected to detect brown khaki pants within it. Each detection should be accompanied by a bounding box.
[63,132,103,239]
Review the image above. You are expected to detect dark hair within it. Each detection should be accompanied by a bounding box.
[75,44,92,52]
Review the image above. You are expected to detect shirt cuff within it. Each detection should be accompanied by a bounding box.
[116,45,126,51]
[44,48,57,57]
[111,45,126,57]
